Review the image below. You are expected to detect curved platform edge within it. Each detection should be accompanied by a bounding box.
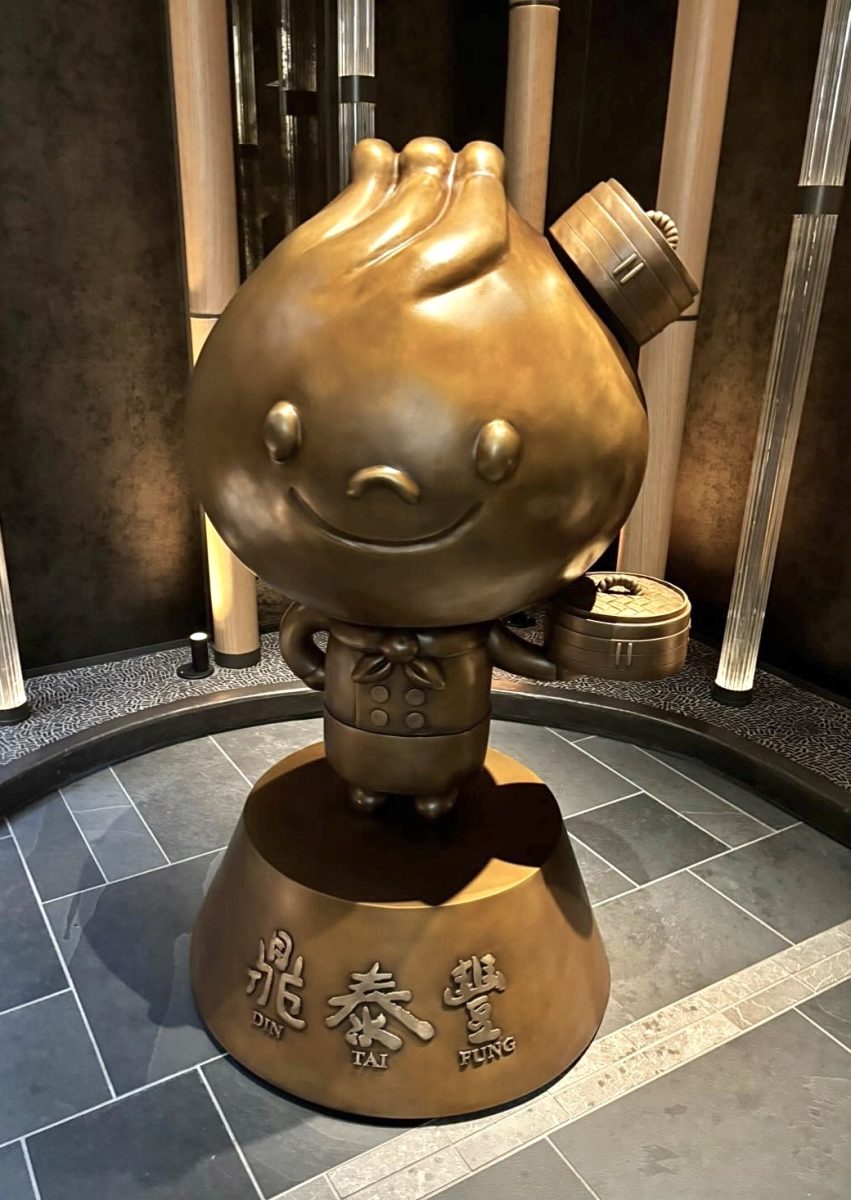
[0,678,848,846]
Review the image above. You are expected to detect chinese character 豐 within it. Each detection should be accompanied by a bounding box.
[246,928,306,1033]
[327,962,435,1063]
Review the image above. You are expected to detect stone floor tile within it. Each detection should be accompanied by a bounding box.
[348,1147,467,1200]
[795,946,851,993]
[724,976,813,1031]
[9,794,103,902]
[329,1127,449,1197]
[651,749,798,829]
[490,723,636,816]
[774,925,851,974]
[797,978,851,1050]
[0,1141,36,1200]
[61,770,132,813]
[281,1178,337,1200]
[27,1069,257,1200]
[434,1140,592,1199]
[570,837,635,905]
[113,738,246,859]
[566,793,727,885]
[0,838,65,1011]
[455,1095,564,1171]
[693,824,851,942]
[45,852,221,1093]
[73,805,167,881]
[551,1010,851,1199]
[213,718,323,783]
[202,1056,413,1197]
[594,872,787,1029]
[0,992,110,1143]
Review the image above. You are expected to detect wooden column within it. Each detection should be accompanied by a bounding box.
[168,0,260,667]
[618,0,739,577]
[0,519,28,724]
[504,0,561,230]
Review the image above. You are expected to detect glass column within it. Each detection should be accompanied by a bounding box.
[714,0,851,703]
[337,0,374,187]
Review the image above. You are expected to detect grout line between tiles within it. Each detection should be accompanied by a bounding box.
[686,868,793,944]
[42,845,227,906]
[5,822,117,1101]
[20,1137,43,1200]
[272,1171,341,1200]
[197,1067,265,1199]
[546,1135,602,1199]
[566,832,636,890]
[560,788,646,821]
[637,745,795,831]
[60,804,134,815]
[57,788,108,884]
[209,734,254,787]
[0,1052,229,1152]
[794,1006,851,1055]
[0,988,72,1021]
[108,767,172,866]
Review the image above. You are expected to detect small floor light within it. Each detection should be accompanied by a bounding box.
[177,631,215,679]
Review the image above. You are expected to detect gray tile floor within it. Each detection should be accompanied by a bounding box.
[1,717,849,1200]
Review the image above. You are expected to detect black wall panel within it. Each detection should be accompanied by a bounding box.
[0,0,204,668]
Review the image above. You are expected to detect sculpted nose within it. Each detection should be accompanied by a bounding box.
[346,466,421,505]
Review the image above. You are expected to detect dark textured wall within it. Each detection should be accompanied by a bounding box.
[669,0,851,696]
[0,0,204,668]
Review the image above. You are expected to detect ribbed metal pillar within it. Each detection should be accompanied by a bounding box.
[0,519,29,725]
[337,0,375,187]
[714,0,851,703]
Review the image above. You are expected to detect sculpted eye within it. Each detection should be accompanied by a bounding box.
[474,419,521,483]
[263,401,302,463]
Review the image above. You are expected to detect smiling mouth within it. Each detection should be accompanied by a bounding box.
[289,488,482,550]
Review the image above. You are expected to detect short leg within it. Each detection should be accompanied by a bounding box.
[350,785,387,814]
[415,789,458,820]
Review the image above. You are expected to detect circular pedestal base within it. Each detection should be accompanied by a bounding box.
[191,744,609,1119]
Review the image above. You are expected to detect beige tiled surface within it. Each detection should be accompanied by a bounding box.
[310,919,851,1200]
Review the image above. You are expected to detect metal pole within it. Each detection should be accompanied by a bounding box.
[337,0,375,188]
[503,0,560,231]
[714,0,851,703]
[618,0,739,577]
[168,0,261,668]
[0,520,29,725]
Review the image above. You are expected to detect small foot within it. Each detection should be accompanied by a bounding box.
[350,786,387,814]
[415,790,458,820]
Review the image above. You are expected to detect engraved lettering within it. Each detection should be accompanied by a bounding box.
[447,953,515,1067]
[328,962,435,1068]
[247,928,307,1034]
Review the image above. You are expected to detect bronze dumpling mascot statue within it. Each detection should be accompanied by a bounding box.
[187,137,687,818]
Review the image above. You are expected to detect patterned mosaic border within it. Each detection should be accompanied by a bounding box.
[297,921,851,1200]
[1,633,849,796]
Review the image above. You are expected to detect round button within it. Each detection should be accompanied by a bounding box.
[381,633,418,663]
[370,685,389,703]
[405,711,425,730]
[370,709,389,727]
[405,688,426,706]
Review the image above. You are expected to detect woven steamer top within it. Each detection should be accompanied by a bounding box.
[551,572,691,633]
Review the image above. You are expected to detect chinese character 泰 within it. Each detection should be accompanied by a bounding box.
[444,953,506,1044]
[326,962,435,1053]
[246,929,306,1030]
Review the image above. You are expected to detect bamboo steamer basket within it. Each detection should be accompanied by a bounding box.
[545,572,690,681]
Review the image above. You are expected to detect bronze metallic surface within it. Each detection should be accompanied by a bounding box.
[186,139,650,629]
[546,572,691,680]
[191,744,610,1119]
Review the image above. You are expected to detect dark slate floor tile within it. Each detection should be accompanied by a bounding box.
[0,838,65,1011]
[73,805,167,881]
[0,1142,36,1200]
[552,1010,851,1199]
[798,978,851,1050]
[594,871,786,1030]
[566,794,727,885]
[571,835,635,905]
[61,770,131,813]
[214,718,323,783]
[10,794,103,902]
[652,748,798,829]
[490,722,636,817]
[45,852,222,1093]
[202,1056,408,1196]
[0,992,110,1143]
[436,1141,591,1199]
[27,1069,257,1200]
[113,738,246,860]
[693,824,851,942]
[578,737,772,846]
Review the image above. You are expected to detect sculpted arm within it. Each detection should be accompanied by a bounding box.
[279,603,328,690]
[487,620,564,683]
